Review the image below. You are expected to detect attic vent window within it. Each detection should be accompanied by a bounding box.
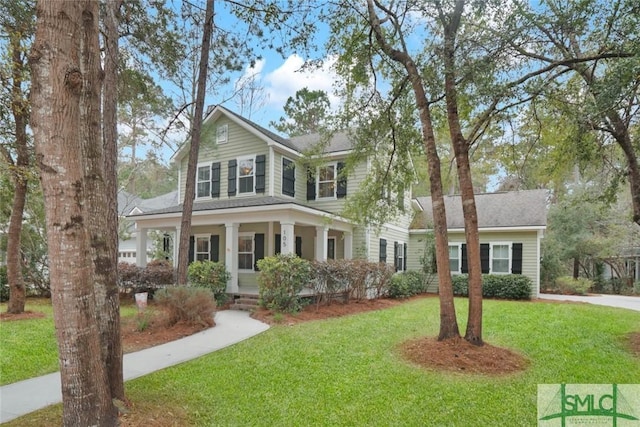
[217,124,228,144]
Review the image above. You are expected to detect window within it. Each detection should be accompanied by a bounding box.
[238,157,255,194]
[216,124,228,144]
[282,158,295,197]
[195,235,210,261]
[492,244,510,273]
[238,234,254,270]
[196,164,211,198]
[327,237,336,260]
[449,245,460,273]
[317,164,336,198]
[379,239,387,263]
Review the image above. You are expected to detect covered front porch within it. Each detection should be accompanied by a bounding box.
[129,199,354,294]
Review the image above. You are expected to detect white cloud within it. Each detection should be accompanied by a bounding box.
[263,54,340,108]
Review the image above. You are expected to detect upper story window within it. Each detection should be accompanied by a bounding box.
[282,157,296,197]
[196,164,211,199]
[216,124,228,144]
[318,163,336,199]
[238,156,255,194]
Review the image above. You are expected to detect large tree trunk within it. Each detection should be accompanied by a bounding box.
[30,1,117,425]
[100,0,125,402]
[6,28,30,315]
[366,0,460,341]
[177,0,215,285]
[440,0,484,346]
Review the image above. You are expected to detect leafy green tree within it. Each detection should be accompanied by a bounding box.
[270,88,331,136]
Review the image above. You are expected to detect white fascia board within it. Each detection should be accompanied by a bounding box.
[411,198,424,212]
[409,225,547,234]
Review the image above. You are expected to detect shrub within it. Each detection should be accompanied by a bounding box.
[154,286,216,328]
[257,254,311,313]
[118,262,141,289]
[140,259,175,287]
[188,260,231,306]
[555,276,592,295]
[452,274,532,300]
[0,266,8,302]
[388,270,426,299]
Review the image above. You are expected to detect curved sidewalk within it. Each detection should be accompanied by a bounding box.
[0,310,269,424]
[538,293,640,312]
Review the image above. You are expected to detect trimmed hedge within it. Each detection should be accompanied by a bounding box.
[309,260,394,304]
[388,271,427,299]
[452,274,532,300]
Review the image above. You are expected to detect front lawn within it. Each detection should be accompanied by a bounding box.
[4,297,639,426]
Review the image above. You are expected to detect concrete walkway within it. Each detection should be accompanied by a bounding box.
[0,310,269,424]
[538,293,640,312]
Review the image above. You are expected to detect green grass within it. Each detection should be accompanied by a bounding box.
[0,299,143,385]
[3,298,639,426]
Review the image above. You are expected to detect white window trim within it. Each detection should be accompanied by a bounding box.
[194,234,211,262]
[238,232,255,271]
[317,162,337,200]
[449,244,461,274]
[281,156,296,199]
[195,163,211,200]
[216,124,228,144]
[490,242,512,274]
[397,240,405,271]
[327,236,336,260]
[237,155,256,196]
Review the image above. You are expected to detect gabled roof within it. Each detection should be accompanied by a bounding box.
[412,189,548,230]
[171,105,354,162]
[117,190,143,216]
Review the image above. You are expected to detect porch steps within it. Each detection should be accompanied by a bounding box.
[232,293,260,311]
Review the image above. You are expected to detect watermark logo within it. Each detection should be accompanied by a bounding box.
[538,384,640,426]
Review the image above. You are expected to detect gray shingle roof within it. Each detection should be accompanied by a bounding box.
[128,196,331,217]
[136,191,179,212]
[117,190,142,216]
[413,189,548,229]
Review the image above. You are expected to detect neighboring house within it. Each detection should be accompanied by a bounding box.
[127,105,547,296]
[409,190,548,296]
[118,190,179,264]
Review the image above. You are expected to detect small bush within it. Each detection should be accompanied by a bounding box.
[154,286,216,328]
[140,259,175,287]
[118,262,141,289]
[188,261,231,306]
[0,266,8,302]
[388,271,426,299]
[555,276,592,295]
[452,274,532,300]
[257,254,311,313]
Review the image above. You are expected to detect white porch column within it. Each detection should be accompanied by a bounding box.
[225,223,239,293]
[344,231,353,260]
[136,227,148,267]
[315,226,328,261]
[280,221,295,255]
[267,221,274,257]
[173,226,181,265]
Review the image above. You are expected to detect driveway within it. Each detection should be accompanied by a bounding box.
[538,293,640,312]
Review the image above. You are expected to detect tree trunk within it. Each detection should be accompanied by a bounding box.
[99,0,125,402]
[366,0,460,341]
[30,1,117,425]
[177,0,215,285]
[573,257,580,279]
[440,0,484,346]
[6,28,30,315]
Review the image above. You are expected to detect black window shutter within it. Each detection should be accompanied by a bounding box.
[228,159,237,196]
[403,243,408,271]
[394,242,399,272]
[336,162,347,198]
[481,244,490,274]
[275,234,281,255]
[512,243,523,274]
[461,244,468,273]
[210,235,219,262]
[188,236,195,264]
[295,236,302,257]
[254,233,265,271]
[211,162,221,197]
[379,239,387,263]
[282,158,295,197]
[306,167,316,200]
[255,155,266,193]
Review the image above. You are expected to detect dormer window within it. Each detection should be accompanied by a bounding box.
[216,124,228,144]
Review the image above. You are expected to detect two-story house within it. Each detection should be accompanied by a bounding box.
[127,105,413,294]
[128,105,547,296]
